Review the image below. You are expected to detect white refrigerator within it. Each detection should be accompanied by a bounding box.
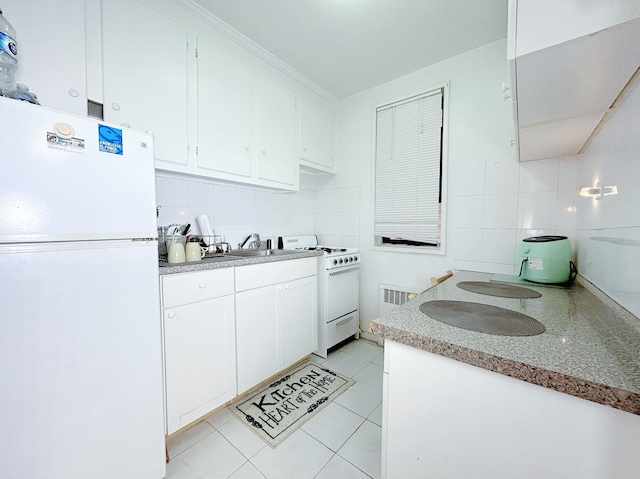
[0,97,166,478]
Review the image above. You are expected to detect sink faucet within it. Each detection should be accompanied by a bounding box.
[238,233,261,249]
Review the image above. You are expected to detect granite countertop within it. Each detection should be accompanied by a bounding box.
[158,250,323,275]
[370,270,640,415]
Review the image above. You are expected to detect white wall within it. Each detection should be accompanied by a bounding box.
[333,39,525,334]
[329,37,640,334]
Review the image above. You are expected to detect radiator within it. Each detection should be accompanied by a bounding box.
[378,284,421,316]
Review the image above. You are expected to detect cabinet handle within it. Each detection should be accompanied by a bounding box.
[303,146,307,151]
[244,144,250,150]
[199,282,206,289]
[111,103,120,111]
[278,285,283,291]
[337,316,354,327]
[261,148,267,154]
[68,89,79,98]
[121,123,130,128]
[167,311,176,319]
[285,284,289,290]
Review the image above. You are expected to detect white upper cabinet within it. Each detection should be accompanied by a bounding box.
[196,37,252,178]
[299,97,336,173]
[256,73,298,188]
[194,40,298,190]
[2,0,87,115]
[508,0,640,161]
[102,0,189,166]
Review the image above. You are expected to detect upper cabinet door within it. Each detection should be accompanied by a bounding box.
[196,37,252,178]
[299,97,335,173]
[102,0,189,165]
[257,73,298,188]
[2,0,87,115]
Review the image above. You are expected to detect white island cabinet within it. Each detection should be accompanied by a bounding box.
[373,271,640,479]
[235,257,317,394]
[161,268,236,435]
[383,340,640,479]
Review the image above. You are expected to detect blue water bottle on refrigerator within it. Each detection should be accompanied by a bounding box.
[0,7,18,98]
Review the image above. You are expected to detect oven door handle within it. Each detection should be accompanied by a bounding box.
[336,315,356,327]
[329,267,359,276]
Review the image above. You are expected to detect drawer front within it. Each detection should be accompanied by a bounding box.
[326,310,359,349]
[162,268,234,308]
[235,257,317,292]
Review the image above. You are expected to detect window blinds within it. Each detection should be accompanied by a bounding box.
[374,89,443,244]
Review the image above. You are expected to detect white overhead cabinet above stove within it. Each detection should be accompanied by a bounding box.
[508,0,640,161]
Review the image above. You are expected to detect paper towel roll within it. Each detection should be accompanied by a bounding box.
[196,214,214,246]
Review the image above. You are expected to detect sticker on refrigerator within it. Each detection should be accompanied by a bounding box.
[98,125,123,155]
[46,132,85,152]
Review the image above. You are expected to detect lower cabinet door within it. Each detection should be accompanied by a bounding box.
[164,295,236,434]
[235,285,281,394]
[281,275,317,366]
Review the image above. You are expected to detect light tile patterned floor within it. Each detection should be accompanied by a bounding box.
[166,339,384,479]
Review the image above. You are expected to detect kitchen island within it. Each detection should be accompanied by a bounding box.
[370,270,640,479]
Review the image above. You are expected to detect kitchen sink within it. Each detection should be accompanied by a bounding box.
[225,249,299,257]
[158,255,239,267]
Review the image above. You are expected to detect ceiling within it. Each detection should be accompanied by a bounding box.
[192,0,509,99]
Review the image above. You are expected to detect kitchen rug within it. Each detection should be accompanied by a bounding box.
[230,362,355,448]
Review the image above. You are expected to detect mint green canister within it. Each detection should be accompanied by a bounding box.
[518,236,573,284]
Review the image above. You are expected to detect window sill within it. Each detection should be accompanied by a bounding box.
[371,244,445,256]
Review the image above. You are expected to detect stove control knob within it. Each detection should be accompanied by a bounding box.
[348,257,353,262]
[333,259,338,266]
[339,258,344,264]
[354,255,358,262]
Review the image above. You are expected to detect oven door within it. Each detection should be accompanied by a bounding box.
[327,266,359,321]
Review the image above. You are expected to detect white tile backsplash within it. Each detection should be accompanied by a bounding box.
[481,229,517,265]
[186,181,214,208]
[450,228,483,262]
[451,195,484,229]
[516,191,558,230]
[483,193,518,229]
[156,176,188,207]
[213,184,236,207]
[155,173,325,244]
[448,159,486,197]
[485,158,520,195]
[518,158,559,193]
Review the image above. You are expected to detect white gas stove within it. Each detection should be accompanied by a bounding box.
[278,235,360,270]
[278,235,360,357]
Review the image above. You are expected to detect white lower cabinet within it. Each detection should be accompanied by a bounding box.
[161,269,236,435]
[235,258,318,394]
[160,258,318,433]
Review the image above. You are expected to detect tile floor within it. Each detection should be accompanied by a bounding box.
[165,339,384,479]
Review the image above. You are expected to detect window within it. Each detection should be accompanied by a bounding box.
[373,83,448,253]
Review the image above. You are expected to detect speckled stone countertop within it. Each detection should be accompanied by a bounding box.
[370,270,640,415]
[158,250,323,275]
